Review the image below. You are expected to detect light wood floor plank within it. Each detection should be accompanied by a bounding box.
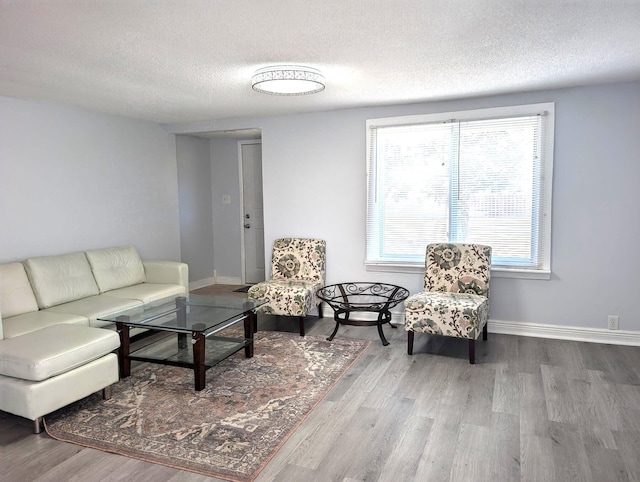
[541,364,578,424]
[450,423,491,482]
[614,429,640,481]
[492,361,520,415]
[519,371,550,437]
[549,421,594,482]
[377,413,433,481]
[486,411,520,481]
[413,402,463,481]
[520,435,555,481]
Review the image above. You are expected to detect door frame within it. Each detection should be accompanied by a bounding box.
[238,139,264,284]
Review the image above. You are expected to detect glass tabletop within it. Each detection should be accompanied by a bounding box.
[98,294,266,333]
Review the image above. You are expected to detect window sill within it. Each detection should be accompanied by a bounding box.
[365,263,551,280]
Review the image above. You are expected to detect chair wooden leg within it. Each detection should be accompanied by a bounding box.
[469,339,476,364]
[317,303,323,318]
[407,331,414,355]
[299,316,305,337]
[483,323,488,340]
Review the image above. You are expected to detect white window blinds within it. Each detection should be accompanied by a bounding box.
[365,103,554,273]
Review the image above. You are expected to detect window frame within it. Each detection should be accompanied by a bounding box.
[365,102,555,280]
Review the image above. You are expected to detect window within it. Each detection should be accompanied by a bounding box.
[365,103,554,278]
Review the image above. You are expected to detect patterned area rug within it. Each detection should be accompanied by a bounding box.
[45,331,370,481]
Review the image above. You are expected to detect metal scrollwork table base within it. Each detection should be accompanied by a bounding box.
[316,282,409,346]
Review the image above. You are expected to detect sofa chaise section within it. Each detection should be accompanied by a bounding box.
[0,324,120,433]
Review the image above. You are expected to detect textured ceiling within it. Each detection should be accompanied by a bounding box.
[1,0,639,125]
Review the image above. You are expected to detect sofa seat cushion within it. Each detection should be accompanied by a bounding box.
[0,324,120,381]
[1,311,89,339]
[46,294,141,328]
[24,252,100,309]
[0,263,39,318]
[86,245,146,293]
[105,283,185,304]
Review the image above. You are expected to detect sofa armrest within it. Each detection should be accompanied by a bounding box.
[142,261,189,295]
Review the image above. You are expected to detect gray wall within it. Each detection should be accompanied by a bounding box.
[0,97,181,262]
[169,81,640,332]
[176,135,214,282]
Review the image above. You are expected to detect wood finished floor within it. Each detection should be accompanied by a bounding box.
[2,284,640,481]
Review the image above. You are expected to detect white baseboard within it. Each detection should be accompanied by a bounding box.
[376,312,640,347]
[489,319,640,346]
[189,277,216,290]
[216,276,242,285]
[189,276,244,290]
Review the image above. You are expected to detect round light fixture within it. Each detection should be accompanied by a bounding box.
[251,65,325,95]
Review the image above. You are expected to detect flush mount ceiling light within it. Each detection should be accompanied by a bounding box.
[251,65,325,95]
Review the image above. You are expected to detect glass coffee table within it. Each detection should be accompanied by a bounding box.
[99,294,266,391]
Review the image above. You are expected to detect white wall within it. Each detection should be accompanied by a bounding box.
[169,81,640,332]
[0,97,181,262]
[176,135,214,282]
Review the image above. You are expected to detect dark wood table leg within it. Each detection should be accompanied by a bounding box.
[192,331,206,391]
[176,297,188,350]
[115,321,131,378]
[245,312,255,358]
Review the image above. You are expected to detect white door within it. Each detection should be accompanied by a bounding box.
[241,142,265,284]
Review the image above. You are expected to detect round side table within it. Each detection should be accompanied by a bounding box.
[317,282,409,346]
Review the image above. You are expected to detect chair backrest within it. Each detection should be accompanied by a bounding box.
[423,243,492,296]
[270,238,326,282]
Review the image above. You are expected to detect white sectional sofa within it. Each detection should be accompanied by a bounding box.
[0,245,189,339]
[0,245,189,432]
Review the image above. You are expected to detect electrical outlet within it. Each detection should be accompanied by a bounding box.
[608,315,619,330]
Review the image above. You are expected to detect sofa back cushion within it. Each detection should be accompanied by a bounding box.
[24,252,100,309]
[0,263,39,318]
[85,245,146,293]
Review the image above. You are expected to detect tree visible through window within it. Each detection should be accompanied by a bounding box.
[366,103,554,274]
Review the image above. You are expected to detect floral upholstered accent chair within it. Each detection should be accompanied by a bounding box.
[404,243,492,364]
[248,238,326,336]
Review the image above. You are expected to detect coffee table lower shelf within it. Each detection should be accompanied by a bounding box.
[116,319,254,391]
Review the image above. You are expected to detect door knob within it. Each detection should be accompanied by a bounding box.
[244,223,251,229]
[245,214,250,219]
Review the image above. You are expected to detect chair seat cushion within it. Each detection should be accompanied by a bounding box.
[0,324,120,381]
[248,279,323,317]
[404,291,489,339]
